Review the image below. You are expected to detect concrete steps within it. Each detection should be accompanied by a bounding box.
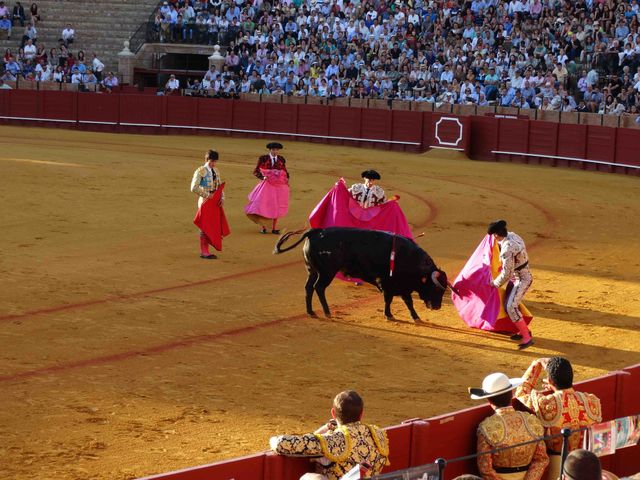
[0,0,159,73]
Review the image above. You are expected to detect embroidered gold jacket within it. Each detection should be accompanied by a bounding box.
[515,361,602,453]
[191,165,222,207]
[271,421,389,480]
[477,406,548,480]
[349,183,386,208]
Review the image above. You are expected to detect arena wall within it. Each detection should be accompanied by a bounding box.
[136,364,640,480]
[1,90,639,175]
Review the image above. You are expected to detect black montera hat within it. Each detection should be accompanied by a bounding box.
[266,142,283,149]
[361,169,381,180]
[487,220,508,236]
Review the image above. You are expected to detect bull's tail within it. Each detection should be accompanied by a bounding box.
[273,229,311,254]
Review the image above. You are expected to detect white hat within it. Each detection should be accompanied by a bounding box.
[469,373,523,400]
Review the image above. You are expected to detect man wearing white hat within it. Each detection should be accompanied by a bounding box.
[470,372,549,480]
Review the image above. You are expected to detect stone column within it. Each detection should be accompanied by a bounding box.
[117,40,136,86]
[208,45,225,71]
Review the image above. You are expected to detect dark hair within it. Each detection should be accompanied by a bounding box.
[452,476,483,480]
[547,357,573,389]
[487,390,513,408]
[487,219,508,237]
[333,390,363,424]
[563,449,601,480]
[206,150,219,161]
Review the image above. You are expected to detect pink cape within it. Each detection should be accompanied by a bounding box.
[244,169,290,219]
[451,234,532,333]
[309,179,413,239]
[193,183,230,252]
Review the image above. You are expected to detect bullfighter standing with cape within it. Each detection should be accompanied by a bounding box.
[245,142,290,234]
[191,149,230,259]
[450,220,534,348]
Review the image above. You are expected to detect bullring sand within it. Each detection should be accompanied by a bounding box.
[0,126,638,480]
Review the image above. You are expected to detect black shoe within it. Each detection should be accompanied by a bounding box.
[518,339,534,350]
[200,253,217,259]
[260,227,268,234]
[271,229,281,234]
[511,329,531,341]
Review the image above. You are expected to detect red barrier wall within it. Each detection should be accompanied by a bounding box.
[265,103,298,134]
[329,106,362,143]
[41,90,77,122]
[497,118,529,154]
[119,94,163,126]
[0,90,638,172]
[528,121,558,157]
[612,364,640,476]
[233,101,265,132]
[197,98,232,129]
[9,89,39,118]
[77,93,119,124]
[615,129,640,166]
[166,96,198,127]
[469,116,498,160]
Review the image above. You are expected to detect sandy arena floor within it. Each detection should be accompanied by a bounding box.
[0,125,639,480]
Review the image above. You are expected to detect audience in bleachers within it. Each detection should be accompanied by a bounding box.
[148,0,640,116]
[1,0,640,116]
[0,2,118,91]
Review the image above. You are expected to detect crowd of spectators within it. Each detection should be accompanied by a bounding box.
[0,2,119,91]
[153,0,640,116]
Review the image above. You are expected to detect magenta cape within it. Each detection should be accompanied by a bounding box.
[309,179,413,239]
[193,183,230,252]
[450,234,532,333]
[244,169,290,219]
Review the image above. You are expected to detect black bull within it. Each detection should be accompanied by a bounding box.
[274,227,452,321]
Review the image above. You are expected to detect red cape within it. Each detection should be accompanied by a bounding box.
[193,183,230,251]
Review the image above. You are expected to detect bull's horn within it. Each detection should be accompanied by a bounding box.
[448,281,461,296]
[431,271,446,290]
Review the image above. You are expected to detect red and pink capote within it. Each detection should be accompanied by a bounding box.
[193,183,230,251]
[450,234,533,333]
[309,179,413,237]
[244,168,290,220]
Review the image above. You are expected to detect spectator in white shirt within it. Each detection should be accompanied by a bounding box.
[91,53,104,81]
[61,23,75,46]
[23,38,36,59]
[165,74,180,92]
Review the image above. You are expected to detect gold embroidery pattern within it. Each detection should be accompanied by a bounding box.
[273,422,389,480]
[477,408,548,480]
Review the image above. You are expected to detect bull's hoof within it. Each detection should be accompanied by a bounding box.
[308,311,318,318]
[324,313,332,319]
[412,317,424,324]
[385,315,396,321]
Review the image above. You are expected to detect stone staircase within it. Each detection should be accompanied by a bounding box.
[0,0,160,73]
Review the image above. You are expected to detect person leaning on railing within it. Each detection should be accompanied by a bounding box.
[515,357,602,480]
[470,373,549,480]
[269,390,389,480]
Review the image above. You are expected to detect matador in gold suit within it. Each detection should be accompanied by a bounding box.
[515,357,602,480]
[269,391,389,480]
[471,372,549,480]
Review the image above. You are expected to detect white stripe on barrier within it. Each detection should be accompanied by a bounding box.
[0,115,76,123]
[78,120,119,125]
[491,150,640,170]
[0,115,420,145]
[163,124,422,145]
[429,145,465,151]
